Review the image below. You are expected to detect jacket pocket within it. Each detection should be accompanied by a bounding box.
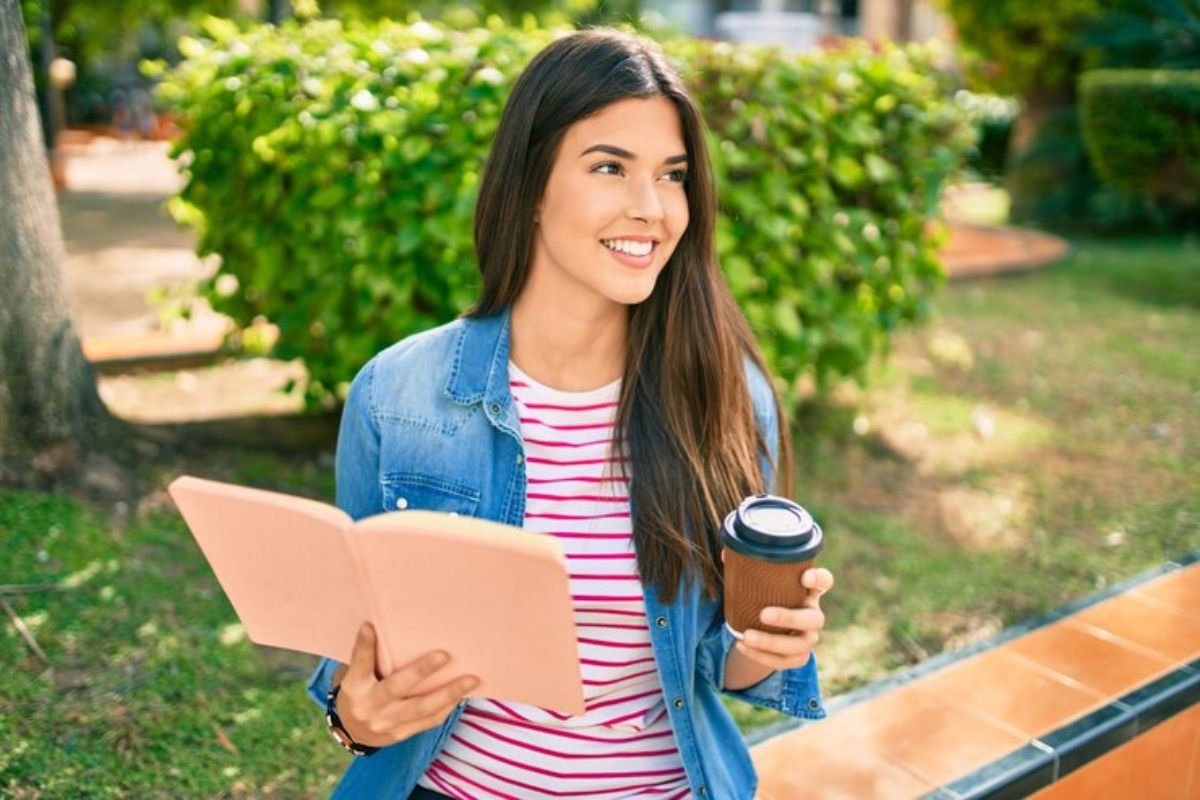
[379,473,481,517]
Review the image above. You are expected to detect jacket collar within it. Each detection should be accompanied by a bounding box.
[444,306,518,431]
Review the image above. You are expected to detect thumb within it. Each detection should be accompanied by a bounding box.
[347,621,379,684]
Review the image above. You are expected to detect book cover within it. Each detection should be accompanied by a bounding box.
[168,475,586,715]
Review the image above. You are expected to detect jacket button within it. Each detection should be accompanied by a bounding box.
[808,698,820,711]
[655,617,668,628]
[396,497,408,510]
[489,402,502,415]
[672,697,684,710]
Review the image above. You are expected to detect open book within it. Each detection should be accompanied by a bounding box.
[168,475,586,715]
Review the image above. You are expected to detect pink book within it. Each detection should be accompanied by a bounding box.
[168,475,586,716]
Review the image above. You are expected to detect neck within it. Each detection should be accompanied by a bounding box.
[509,294,627,393]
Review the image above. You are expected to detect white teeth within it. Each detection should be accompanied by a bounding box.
[602,239,654,257]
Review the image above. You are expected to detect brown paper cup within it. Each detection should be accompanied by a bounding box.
[723,546,814,637]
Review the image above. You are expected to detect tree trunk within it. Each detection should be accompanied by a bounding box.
[1004,87,1079,224]
[0,0,111,467]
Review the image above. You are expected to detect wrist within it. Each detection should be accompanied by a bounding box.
[723,642,775,690]
[325,683,380,757]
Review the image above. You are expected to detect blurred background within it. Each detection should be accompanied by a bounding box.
[3,0,1197,794]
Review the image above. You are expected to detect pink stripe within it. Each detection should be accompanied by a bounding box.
[447,734,685,779]
[521,400,618,412]
[529,511,631,520]
[527,493,630,503]
[572,594,643,602]
[428,762,523,799]
[586,688,662,712]
[528,476,628,485]
[440,752,685,797]
[569,573,640,581]
[578,637,651,649]
[601,708,656,727]
[456,718,681,760]
[525,437,616,449]
[583,667,659,686]
[565,552,636,560]
[425,767,481,800]
[527,456,629,466]
[552,533,631,540]
[580,656,657,667]
[521,417,615,432]
[576,608,645,617]
[577,622,649,630]
[510,380,530,388]
[463,706,675,743]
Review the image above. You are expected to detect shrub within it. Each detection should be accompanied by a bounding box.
[953,89,1020,179]
[157,16,972,410]
[934,0,1105,97]
[1079,69,1200,217]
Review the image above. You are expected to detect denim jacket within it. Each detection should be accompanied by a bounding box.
[306,306,826,799]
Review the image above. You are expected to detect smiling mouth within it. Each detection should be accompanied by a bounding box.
[600,239,658,259]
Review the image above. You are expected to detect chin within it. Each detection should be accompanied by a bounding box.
[607,279,660,307]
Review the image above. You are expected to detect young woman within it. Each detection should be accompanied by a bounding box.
[307,27,835,800]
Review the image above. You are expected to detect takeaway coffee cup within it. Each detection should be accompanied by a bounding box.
[721,494,824,638]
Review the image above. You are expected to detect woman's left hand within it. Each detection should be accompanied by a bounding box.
[735,567,835,671]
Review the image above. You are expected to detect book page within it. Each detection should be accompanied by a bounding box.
[168,476,370,665]
[354,511,586,716]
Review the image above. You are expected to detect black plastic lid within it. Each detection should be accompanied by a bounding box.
[721,494,823,564]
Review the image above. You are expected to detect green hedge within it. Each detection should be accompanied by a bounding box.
[1079,69,1200,214]
[156,16,972,409]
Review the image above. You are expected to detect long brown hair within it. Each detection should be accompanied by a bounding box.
[469,28,793,604]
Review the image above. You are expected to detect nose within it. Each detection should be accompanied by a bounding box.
[626,175,666,223]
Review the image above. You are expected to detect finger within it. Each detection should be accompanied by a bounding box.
[735,640,814,671]
[388,694,467,741]
[802,567,835,595]
[378,649,452,699]
[743,627,819,658]
[345,622,380,685]
[760,606,825,633]
[382,674,478,736]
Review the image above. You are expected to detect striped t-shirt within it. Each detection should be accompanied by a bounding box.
[416,361,690,800]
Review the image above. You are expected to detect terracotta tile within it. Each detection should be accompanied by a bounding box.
[1185,704,1200,800]
[1006,619,1175,697]
[1073,593,1200,664]
[1123,705,1200,799]
[1029,740,1133,799]
[752,719,933,800]
[822,683,1028,787]
[1132,565,1200,614]
[921,648,1108,738]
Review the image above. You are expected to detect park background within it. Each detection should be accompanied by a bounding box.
[2,0,1197,795]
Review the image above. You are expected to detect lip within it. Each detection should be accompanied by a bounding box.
[601,239,657,269]
[601,235,660,244]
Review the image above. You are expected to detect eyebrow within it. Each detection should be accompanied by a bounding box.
[579,144,689,165]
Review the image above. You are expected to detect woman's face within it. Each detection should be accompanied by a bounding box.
[529,96,690,311]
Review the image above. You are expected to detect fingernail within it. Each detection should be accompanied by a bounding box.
[761,608,776,623]
[431,651,448,665]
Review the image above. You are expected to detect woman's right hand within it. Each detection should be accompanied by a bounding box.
[334,622,480,747]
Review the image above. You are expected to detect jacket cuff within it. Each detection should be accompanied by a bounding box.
[307,657,343,710]
[698,613,827,721]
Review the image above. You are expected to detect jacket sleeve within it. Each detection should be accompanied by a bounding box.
[306,358,383,710]
[694,357,827,720]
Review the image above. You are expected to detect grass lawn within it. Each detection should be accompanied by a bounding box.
[4,237,1198,794]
